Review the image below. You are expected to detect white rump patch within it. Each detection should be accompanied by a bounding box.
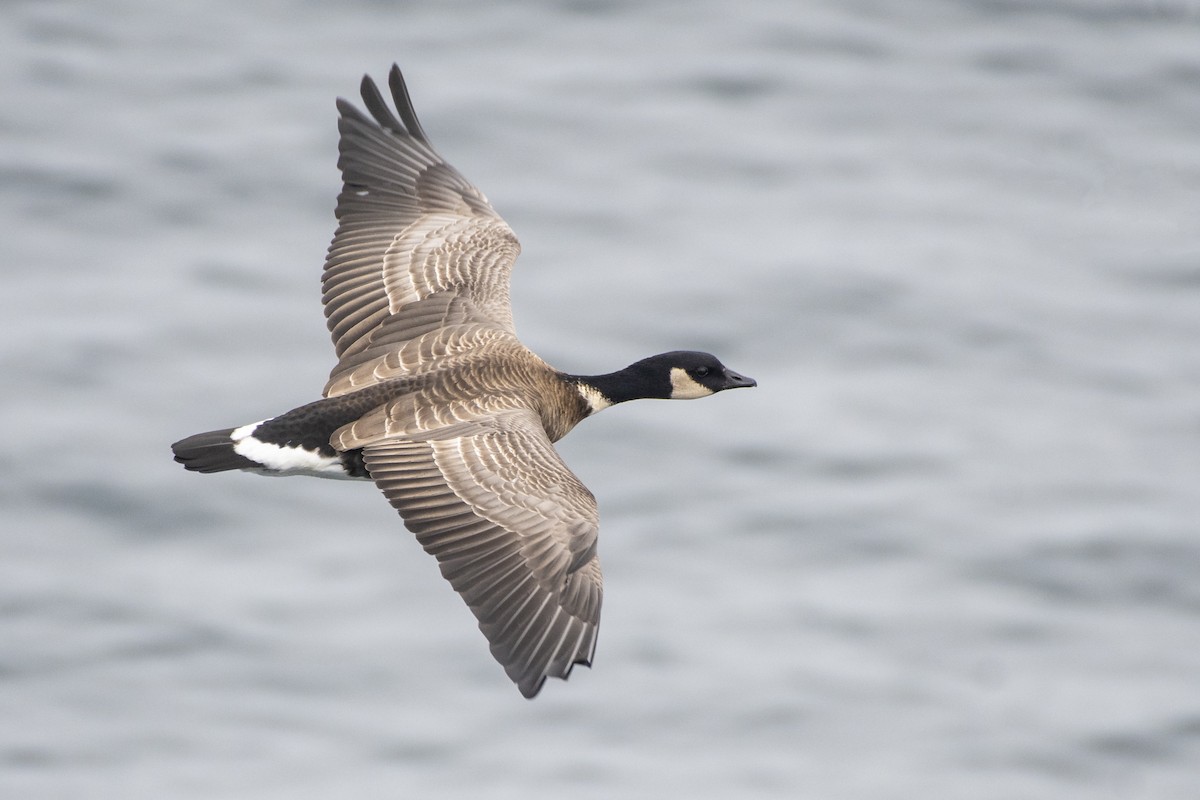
[576,383,613,414]
[230,420,360,480]
[669,368,715,400]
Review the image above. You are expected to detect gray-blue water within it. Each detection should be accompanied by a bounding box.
[3,1,1199,797]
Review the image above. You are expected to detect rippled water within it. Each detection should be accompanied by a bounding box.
[3,1,1199,798]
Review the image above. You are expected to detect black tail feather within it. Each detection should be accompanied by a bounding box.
[172,428,258,474]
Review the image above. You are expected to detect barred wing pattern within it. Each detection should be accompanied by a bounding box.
[320,67,604,697]
[359,410,603,698]
[322,66,520,397]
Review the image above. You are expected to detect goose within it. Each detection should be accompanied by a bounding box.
[171,65,756,698]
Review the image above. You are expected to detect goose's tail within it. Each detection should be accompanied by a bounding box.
[171,428,259,474]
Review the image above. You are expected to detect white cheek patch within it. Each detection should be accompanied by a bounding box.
[669,367,715,400]
[231,420,361,480]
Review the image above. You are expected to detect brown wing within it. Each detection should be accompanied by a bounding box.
[322,65,520,397]
[349,410,603,698]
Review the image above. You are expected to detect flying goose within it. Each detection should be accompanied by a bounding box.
[172,65,756,698]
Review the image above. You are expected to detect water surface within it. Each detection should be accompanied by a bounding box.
[3,1,1199,798]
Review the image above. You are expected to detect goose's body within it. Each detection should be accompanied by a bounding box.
[172,66,755,698]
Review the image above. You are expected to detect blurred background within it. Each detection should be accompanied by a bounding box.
[3,1,1199,797]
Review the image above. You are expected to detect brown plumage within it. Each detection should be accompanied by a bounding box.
[172,65,755,697]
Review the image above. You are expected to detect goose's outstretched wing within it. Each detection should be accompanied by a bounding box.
[322,65,520,397]
[335,409,603,698]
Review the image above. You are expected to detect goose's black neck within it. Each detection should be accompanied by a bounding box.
[568,363,672,406]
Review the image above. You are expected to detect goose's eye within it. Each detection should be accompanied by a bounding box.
[692,366,711,378]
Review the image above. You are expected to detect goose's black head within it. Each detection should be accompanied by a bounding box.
[577,351,756,407]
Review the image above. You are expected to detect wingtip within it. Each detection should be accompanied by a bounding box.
[514,653,595,699]
[358,72,381,111]
[387,63,429,143]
